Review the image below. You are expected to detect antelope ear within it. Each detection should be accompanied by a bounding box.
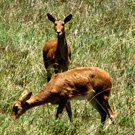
[64,14,72,24]
[19,90,32,103]
[47,13,56,23]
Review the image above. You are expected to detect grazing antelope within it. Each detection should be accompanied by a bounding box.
[43,13,72,82]
[11,67,114,125]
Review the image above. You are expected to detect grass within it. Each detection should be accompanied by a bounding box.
[0,0,135,134]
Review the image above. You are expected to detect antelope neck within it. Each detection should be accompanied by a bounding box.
[57,34,68,51]
[26,90,51,109]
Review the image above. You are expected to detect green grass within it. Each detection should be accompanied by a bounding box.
[0,0,135,134]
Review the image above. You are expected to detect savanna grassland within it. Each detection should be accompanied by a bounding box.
[0,0,135,134]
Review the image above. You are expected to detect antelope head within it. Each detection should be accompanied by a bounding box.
[10,90,32,119]
[47,13,72,36]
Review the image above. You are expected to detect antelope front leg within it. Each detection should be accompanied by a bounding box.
[66,102,72,122]
[54,65,59,74]
[47,68,52,82]
[56,100,67,120]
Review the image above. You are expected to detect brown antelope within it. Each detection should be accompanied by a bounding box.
[11,67,114,125]
[43,13,72,82]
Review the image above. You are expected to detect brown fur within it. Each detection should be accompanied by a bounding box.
[43,13,72,82]
[11,67,115,125]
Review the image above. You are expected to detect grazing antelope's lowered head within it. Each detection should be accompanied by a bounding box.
[10,90,32,119]
[47,13,72,36]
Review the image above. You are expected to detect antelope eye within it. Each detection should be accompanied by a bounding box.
[13,106,19,114]
[54,23,57,26]
[13,106,18,111]
[62,23,64,26]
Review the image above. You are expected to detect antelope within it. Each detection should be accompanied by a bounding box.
[11,67,115,125]
[43,13,72,82]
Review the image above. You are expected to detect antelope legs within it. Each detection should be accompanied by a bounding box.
[56,100,67,120]
[90,98,107,124]
[96,96,115,123]
[56,100,72,122]
[90,95,114,125]
[66,102,72,122]
[47,68,52,82]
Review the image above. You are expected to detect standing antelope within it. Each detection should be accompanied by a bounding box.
[11,67,115,125]
[43,13,72,82]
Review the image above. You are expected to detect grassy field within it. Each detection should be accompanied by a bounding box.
[0,0,135,134]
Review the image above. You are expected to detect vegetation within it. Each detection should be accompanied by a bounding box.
[0,0,135,134]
